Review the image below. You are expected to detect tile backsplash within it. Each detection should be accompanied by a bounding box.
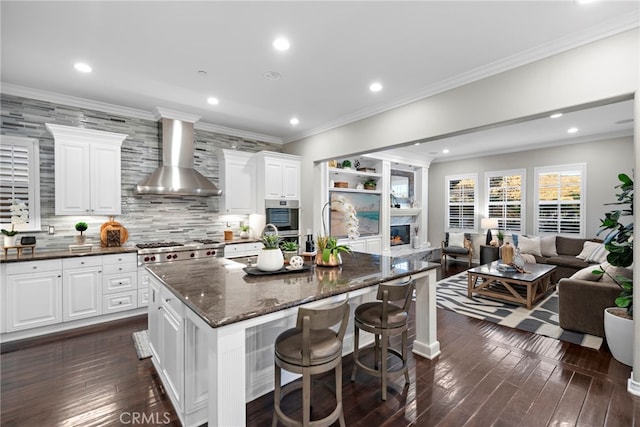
[1,93,281,250]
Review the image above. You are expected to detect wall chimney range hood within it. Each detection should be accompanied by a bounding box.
[135,108,222,196]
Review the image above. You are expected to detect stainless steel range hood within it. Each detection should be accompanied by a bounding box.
[135,109,222,196]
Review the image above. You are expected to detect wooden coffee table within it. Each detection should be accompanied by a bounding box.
[467,261,557,309]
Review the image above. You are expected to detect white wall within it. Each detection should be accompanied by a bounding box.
[427,136,634,251]
[283,29,639,238]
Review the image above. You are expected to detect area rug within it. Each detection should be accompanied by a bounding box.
[436,272,603,350]
[131,330,153,360]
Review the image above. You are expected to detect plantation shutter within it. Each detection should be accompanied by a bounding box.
[0,137,40,230]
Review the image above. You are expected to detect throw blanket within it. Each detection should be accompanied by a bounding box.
[521,253,537,264]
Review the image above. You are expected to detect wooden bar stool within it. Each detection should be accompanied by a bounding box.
[350,278,414,401]
[273,299,349,427]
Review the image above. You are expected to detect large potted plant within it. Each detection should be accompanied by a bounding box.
[595,173,633,365]
[256,224,284,272]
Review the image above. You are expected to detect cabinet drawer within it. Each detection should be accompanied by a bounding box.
[103,272,137,294]
[102,262,137,276]
[7,259,62,275]
[138,288,149,307]
[63,256,102,270]
[160,290,183,319]
[103,291,137,314]
[224,242,263,257]
[102,253,137,265]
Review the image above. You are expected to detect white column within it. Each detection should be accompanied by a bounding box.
[411,268,441,359]
[207,324,247,426]
[629,93,640,397]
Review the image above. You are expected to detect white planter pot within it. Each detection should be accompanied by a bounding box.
[256,249,284,272]
[3,235,16,247]
[604,307,634,366]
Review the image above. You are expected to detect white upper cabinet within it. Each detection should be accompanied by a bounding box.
[46,124,127,216]
[219,149,255,214]
[255,151,301,201]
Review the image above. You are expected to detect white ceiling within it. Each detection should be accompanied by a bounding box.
[1,1,638,154]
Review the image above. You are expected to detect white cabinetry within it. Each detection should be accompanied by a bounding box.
[338,236,382,255]
[219,149,255,214]
[102,253,138,313]
[46,123,127,215]
[62,257,103,321]
[148,275,208,426]
[223,241,264,258]
[255,151,301,202]
[4,260,63,332]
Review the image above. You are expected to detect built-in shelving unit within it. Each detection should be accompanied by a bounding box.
[328,166,383,194]
[389,208,421,216]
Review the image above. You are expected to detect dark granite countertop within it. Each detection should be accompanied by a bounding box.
[146,252,438,328]
[1,245,138,263]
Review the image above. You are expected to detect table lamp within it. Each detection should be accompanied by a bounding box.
[481,218,499,245]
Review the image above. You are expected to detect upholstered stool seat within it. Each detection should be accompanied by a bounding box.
[273,299,349,427]
[351,279,414,401]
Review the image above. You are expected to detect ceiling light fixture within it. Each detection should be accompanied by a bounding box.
[273,38,290,51]
[74,62,92,73]
[369,82,383,92]
[290,117,299,126]
[442,148,450,154]
[414,142,420,146]
[264,71,281,80]
[207,97,219,105]
[567,127,579,134]
[550,113,563,119]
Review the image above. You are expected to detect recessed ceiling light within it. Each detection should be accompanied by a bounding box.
[197,70,208,76]
[369,82,383,92]
[290,117,299,126]
[207,97,219,105]
[74,62,92,73]
[273,38,290,51]
[550,113,563,119]
[442,148,450,154]
[414,142,420,146]
[576,0,599,4]
[264,71,281,80]
[567,127,579,134]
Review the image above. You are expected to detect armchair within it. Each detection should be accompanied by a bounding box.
[441,232,473,267]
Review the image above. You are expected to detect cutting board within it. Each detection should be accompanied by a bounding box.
[100,216,129,247]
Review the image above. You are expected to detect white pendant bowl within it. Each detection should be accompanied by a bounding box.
[604,307,633,366]
[256,249,284,272]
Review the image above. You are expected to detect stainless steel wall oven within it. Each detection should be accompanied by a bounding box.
[264,200,300,237]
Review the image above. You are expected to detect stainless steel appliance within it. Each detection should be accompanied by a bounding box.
[136,239,224,265]
[264,200,300,237]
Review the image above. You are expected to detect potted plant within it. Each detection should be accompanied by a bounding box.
[315,235,351,267]
[363,178,377,190]
[341,159,352,170]
[280,240,299,264]
[496,230,505,246]
[256,225,284,271]
[594,173,633,365]
[75,222,88,244]
[239,224,250,239]
[2,199,28,247]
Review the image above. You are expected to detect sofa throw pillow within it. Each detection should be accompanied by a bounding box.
[511,234,519,248]
[540,235,558,257]
[599,261,633,283]
[576,241,601,260]
[585,243,608,264]
[448,232,465,248]
[570,265,602,281]
[518,235,542,257]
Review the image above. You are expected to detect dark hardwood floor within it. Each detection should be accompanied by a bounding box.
[1,261,638,426]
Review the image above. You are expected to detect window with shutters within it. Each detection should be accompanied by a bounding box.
[445,173,477,232]
[485,169,525,232]
[0,136,41,231]
[534,164,585,237]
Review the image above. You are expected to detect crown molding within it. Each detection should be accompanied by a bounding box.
[283,17,639,144]
[1,83,283,144]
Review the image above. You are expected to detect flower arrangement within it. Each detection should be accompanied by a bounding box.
[316,197,360,266]
[2,199,28,237]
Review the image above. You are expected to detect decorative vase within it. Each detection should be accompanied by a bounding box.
[501,242,514,264]
[282,250,298,264]
[240,230,249,239]
[604,307,633,366]
[256,248,284,272]
[75,235,87,245]
[316,252,342,267]
[3,235,16,247]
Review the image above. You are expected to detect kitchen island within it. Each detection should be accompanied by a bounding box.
[146,251,440,427]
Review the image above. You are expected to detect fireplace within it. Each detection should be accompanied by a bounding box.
[390,225,411,246]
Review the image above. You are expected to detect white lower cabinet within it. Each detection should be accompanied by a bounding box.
[4,260,63,332]
[223,241,264,258]
[102,253,138,312]
[148,275,208,427]
[62,257,103,322]
[338,236,382,254]
[137,266,150,308]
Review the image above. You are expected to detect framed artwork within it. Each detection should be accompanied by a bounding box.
[329,191,380,237]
